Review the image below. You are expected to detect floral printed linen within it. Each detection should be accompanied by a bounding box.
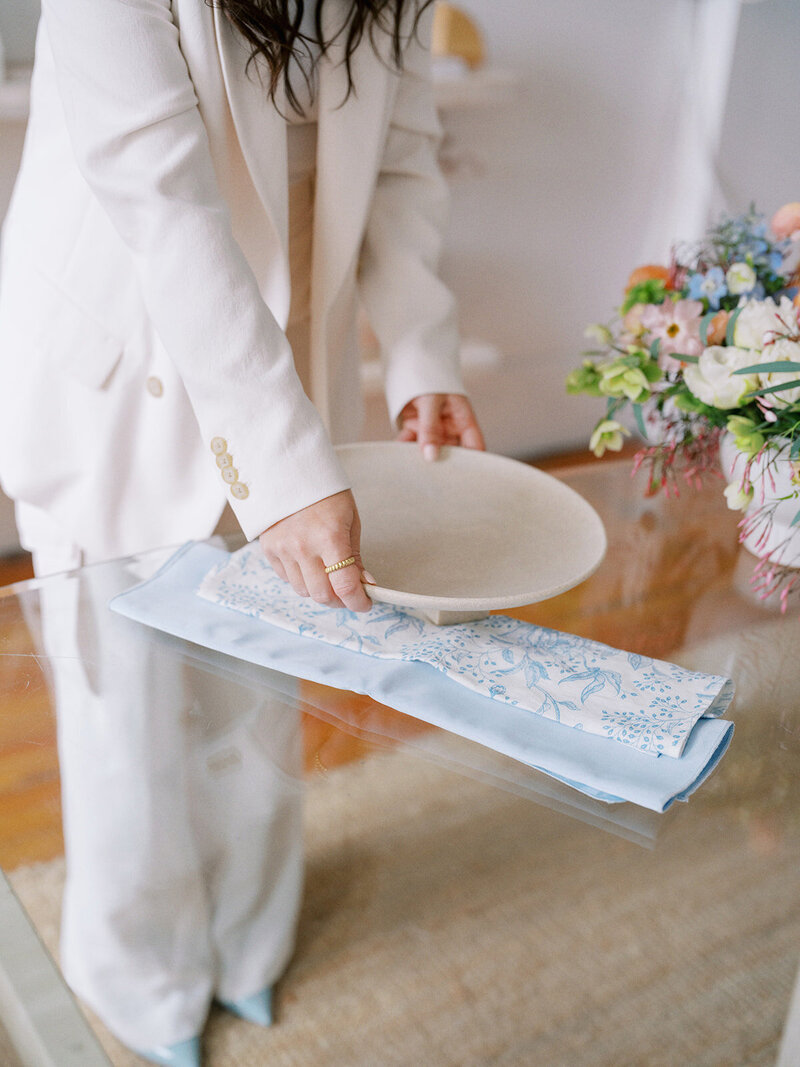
[198,543,733,758]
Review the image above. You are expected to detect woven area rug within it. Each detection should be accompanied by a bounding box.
[8,748,800,1067]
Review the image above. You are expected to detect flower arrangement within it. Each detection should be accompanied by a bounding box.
[567,202,800,607]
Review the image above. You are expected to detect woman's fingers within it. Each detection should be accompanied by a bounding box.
[258,490,373,613]
[328,555,371,612]
[321,507,370,612]
[262,549,288,583]
[415,394,446,460]
[460,422,486,450]
[280,558,307,598]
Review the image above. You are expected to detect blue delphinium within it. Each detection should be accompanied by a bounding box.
[702,206,791,303]
[687,266,727,309]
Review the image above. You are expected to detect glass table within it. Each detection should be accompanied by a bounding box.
[0,460,798,1066]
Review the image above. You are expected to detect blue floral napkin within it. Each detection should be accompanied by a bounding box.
[109,543,734,812]
[198,542,733,759]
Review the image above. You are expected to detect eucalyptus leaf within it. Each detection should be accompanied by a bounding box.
[745,378,800,398]
[733,361,800,375]
[633,403,647,438]
[699,311,716,346]
[725,307,742,346]
[791,508,800,529]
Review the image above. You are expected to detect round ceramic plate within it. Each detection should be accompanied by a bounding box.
[336,443,607,623]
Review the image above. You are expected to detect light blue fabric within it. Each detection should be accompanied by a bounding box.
[110,543,734,813]
[198,542,733,758]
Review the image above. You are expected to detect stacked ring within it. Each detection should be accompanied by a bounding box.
[324,556,356,574]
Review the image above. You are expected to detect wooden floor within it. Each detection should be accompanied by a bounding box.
[0,446,634,871]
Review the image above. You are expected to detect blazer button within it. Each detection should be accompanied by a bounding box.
[221,466,239,484]
[146,376,164,397]
[210,437,228,455]
[216,452,233,469]
[230,483,249,500]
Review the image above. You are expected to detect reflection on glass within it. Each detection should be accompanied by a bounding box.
[33,559,304,1052]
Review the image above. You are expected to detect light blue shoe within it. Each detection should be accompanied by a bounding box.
[217,986,273,1027]
[134,1036,202,1067]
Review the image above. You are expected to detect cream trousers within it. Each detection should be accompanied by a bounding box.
[13,175,317,1049]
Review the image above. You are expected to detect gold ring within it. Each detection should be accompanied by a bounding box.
[324,556,356,575]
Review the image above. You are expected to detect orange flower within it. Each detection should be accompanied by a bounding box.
[771,202,800,240]
[706,309,730,346]
[625,264,671,292]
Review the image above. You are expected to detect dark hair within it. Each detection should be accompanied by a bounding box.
[208,0,433,114]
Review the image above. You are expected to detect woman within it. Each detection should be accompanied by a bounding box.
[0,0,483,1061]
[0,0,483,601]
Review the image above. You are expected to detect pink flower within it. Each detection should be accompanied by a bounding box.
[621,302,647,341]
[771,201,800,240]
[640,299,704,371]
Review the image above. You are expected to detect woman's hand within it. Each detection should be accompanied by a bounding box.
[396,393,485,458]
[259,489,373,613]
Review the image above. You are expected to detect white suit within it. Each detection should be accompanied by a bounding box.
[0,0,465,560]
[0,0,465,1049]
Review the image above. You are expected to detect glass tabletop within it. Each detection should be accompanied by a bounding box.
[0,460,797,1066]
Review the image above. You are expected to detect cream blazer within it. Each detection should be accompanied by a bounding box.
[0,0,465,559]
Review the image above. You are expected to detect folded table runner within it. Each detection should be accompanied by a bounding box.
[109,543,734,812]
[198,542,733,759]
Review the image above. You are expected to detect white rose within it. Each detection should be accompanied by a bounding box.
[683,346,759,409]
[726,262,757,296]
[733,296,797,351]
[758,337,800,408]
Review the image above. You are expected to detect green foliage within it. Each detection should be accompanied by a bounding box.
[621,278,668,314]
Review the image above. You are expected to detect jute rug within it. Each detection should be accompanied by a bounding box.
[8,748,800,1067]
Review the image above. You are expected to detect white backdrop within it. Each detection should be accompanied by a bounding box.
[1,0,799,552]
[437,0,800,456]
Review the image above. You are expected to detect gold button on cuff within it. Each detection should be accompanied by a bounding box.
[230,483,249,500]
[221,466,239,484]
[216,452,233,469]
[146,376,164,397]
[210,437,228,455]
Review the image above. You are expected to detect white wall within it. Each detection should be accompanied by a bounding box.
[1,0,799,553]
[438,0,800,457]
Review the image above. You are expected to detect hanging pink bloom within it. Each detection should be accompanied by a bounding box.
[640,299,704,371]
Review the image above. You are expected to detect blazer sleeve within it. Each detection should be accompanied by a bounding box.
[357,3,467,427]
[40,0,350,541]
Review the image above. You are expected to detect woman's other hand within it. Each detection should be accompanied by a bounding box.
[396,393,485,459]
[259,489,373,612]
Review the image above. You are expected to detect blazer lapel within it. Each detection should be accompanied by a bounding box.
[211,4,291,324]
[311,0,394,418]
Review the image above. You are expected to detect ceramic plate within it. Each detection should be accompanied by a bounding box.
[336,443,607,623]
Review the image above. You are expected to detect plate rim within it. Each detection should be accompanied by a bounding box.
[335,442,608,610]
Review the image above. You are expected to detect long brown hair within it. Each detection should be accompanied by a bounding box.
[208,0,433,113]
